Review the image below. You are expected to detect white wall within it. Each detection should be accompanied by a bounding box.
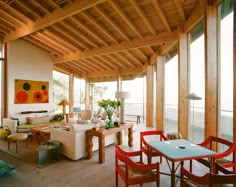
[8,40,54,114]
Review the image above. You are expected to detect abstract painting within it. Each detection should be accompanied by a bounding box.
[15,79,49,104]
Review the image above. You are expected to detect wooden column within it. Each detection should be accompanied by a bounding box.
[233,0,236,143]
[146,63,153,127]
[156,55,164,130]
[204,0,218,139]
[69,73,74,113]
[178,30,189,140]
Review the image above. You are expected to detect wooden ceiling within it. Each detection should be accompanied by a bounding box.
[0,0,204,82]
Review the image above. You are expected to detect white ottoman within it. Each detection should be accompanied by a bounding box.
[7,133,28,153]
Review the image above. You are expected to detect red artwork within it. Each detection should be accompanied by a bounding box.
[15,79,49,104]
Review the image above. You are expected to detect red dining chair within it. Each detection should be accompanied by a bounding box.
[181,163,236,187]
[190,136,236,173]
[115,145,160,187]
[140,130,168,163]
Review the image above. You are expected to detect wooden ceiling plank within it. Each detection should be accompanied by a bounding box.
[88,57,110,70]
[0,1,32,24]
[60,20,99,48]
[174,0,186,22]
[129,0,157,35]
[107,54,127,69]
[108,0,143,38]
[82,58,104,71]
[151,0,172,33]
[125,50,143,66]
[116,52,135,67]
[53,31,177,63]
[34,32,70,54]
[95,6,131,41]
[71,59,94,72]
[64,61,86,73]
[50,24,89,50]
[99,55,118,69]
[23,36,62,56]
[135,48,148,61]
[0,18,16,31]
[33,1,53,15]
[3,0,107,42]
[111,53,133,68]
[69,16,108,46]
[42,30,78,52]
[0,10,24,27]
[15,1,41,20]
[80,11,119,44]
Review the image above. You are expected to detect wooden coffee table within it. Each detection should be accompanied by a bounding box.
[86,123,133,163]
[31,126,52,144]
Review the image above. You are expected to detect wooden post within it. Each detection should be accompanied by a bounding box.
[178,29,189,140]
[204,0,218,139]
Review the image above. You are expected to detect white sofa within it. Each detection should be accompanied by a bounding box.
[51,124,117,160]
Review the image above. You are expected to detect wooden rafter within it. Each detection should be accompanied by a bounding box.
[129,0,157,35]
[94,6,130,41]
[174,0,186,22]
[3,0,107,42]
[108,0,143,38]
[54,32,177,63]
[151,0,172,33]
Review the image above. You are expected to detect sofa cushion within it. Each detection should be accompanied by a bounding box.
[27,115,50,125]
[11,113,36,124]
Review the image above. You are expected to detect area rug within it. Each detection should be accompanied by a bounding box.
[0,139,61,169]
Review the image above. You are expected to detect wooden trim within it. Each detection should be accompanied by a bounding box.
[204,0,218,139]
[156,55,164,130]
[4,43,8,118]
[146,64,153,127]
[178,31,189,140]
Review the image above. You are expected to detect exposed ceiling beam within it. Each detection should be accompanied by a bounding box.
[3,0,107,42]
[108,0,143,38]
[53,31,177,63]
[129,0,157,35]
[174,0,186,22]
[151,0,172,33]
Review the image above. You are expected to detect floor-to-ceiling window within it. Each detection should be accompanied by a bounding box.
[91,81,117,113]
[164,54,178,133]
[53,70,69,113]
[73,77,85,112]
[219,0,233,142]
[188,21,205,143]
[122,77,145,123]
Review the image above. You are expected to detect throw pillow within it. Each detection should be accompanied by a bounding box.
[27,115,50,125]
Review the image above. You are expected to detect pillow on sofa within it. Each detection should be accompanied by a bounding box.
[35,111,55,120]
[27,115,50,125]
[11,113,35,124]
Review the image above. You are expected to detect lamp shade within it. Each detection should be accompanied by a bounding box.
[58,99,69,106]
[185,92,202,100]
[115,91,131,99]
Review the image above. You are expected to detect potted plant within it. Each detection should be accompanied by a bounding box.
[97,99,121,128]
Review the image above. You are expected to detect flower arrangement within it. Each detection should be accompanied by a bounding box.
[97,99,121,128]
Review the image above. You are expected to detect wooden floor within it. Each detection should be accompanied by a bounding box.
[0,124,209,187]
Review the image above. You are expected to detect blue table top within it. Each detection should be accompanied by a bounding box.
[148,139,216,162]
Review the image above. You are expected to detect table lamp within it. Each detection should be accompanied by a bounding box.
[58,99,69,114]
[115,91,131,124]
